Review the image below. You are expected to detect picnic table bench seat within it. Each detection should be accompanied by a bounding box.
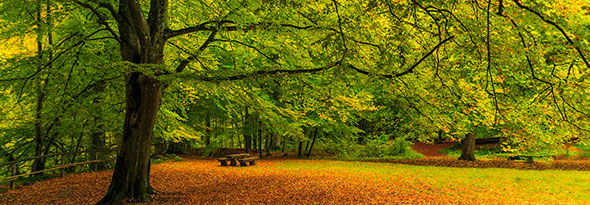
[217,158,230,166]
[238,157,258,166]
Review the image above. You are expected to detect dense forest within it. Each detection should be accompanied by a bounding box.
[1,0,589,204]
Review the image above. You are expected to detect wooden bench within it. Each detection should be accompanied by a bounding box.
[217,158,230,166]
[506,155,553,163]
[238,157,258,166]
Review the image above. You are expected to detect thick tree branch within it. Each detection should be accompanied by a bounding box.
[148,0,168,42]
[174,30,218,73]
[199,63,340,81]
[98,2,122,23]
[166,20,332,39]
[166,20,233,39]
[213,39,281,65]
[351,36,454,78]
[485,0,500,126]
[72,0,121,43]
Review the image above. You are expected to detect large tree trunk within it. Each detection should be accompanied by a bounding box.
[458,132,476,161]
[98,73,163,204]
[98,0,168,203]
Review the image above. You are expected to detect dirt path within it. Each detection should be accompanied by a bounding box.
[411,142,455,157]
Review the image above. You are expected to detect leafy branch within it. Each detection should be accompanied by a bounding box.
[350,36,455,78]
[512,0,590,69]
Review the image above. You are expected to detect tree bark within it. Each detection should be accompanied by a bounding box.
[271,134,281,150]
[270,83,282,149]
[306,128,318,159]
[258,120,263,158]
[204,112,211,146]
[90,106,106,169]
[98,0,168,203]
[281,138,286,155]
[297,142,304,158]
[98,73,163,204]
[265,130,272,156]
[32,0,51,175]
[458,132,476,161]
[243,107,251,152]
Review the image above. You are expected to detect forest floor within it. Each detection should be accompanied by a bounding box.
[1,156,590,204]
[412,141,455,157]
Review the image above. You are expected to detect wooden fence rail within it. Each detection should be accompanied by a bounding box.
[1,149,118,190]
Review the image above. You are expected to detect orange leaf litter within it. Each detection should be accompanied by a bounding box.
[0,157,495,204]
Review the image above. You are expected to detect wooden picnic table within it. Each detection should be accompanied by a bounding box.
[225,153,250,166]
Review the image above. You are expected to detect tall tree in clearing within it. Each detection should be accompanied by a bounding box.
[71,0,344,203]
[84,1,165,203]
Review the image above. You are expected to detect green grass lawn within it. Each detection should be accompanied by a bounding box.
[272,159,590,203]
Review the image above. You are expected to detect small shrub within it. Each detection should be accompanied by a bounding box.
[337,135,423,160]
[360,135,389,158]
[389,137,414,156]
[573,143,590,152]
[201,143,219,157]
[439,142,462,154]
[334,140,362,160]
[151,154,183,164]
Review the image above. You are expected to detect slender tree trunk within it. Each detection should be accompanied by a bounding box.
[258,120,263,158]
[297,142,303,158]
[235,121,243,149]
[243,107,251,152]
[306,128,318,159]
[436,129,443,144]
[270,81,282,149]
[281,138,286,155]
[91,109,106,169]
[458,132,476,161]
[67,132,84,172]
[265,130,272,156]
[32,0,50,175]
[204,112,211,146]
[252,114,258,151]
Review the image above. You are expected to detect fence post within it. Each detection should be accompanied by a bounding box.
[10,163,16,190]
[94,151,98,171]
[60,154,65,177]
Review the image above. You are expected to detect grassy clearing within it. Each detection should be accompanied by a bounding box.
[272,159,590,203]
[440,142,590,161]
